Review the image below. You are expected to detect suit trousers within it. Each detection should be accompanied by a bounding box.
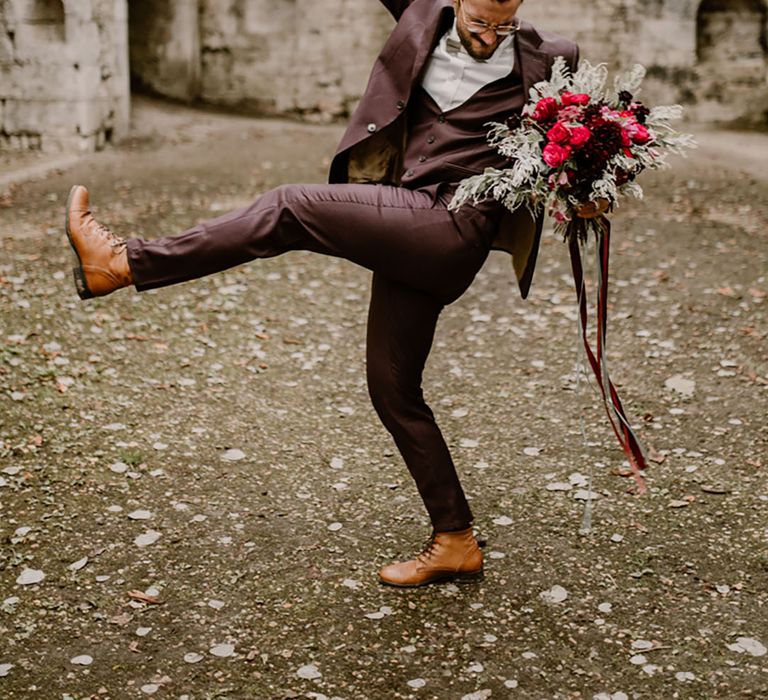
[126,183,493,531]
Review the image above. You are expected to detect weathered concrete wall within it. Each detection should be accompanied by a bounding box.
[0,0,130,152]
[519,0,768,124]
[126,0,765,124]
[195,0,393,119]
[1,0,765,153]
[126,0,394,120]
[128,0,200,102]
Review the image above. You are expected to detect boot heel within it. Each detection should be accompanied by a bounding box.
[455,569,484,583]
[72,267,93,300]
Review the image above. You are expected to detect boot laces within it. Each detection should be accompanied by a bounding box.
[416,533,439,565]
[95,221,126,252]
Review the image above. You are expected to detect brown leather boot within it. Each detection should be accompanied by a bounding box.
[65,185,133,299]
[378,527,484,588]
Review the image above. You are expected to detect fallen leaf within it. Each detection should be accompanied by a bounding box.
[296,663,321,679]
[70,655,93,666]
[545,482,572,491]
[68,557,88,572]
[210,643,235,658]
[540,585,568,603]
[127,590,162,605]
[664,375,695,398]
[127,510,152,521]
[700,484,731,494]
[134,530,161,547]
[16,568,45,586]
[727,637,767,657]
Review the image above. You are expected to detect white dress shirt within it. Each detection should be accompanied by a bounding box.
[421,20,516,112]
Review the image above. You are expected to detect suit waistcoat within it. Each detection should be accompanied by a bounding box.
[400,47,526,220]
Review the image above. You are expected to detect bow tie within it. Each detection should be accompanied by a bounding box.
[445,36,463,55]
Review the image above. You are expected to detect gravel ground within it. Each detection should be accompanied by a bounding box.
[0,98,767,700]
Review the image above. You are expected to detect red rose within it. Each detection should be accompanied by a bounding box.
[631,123,651,144]
[532,97,558,121]
[542,143,572,168]
[561,92,590,107]
[569,125,592,147]
[546,122,571,144]
[620,129,632,147]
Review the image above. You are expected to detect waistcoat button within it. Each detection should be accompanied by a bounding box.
[426,135,436,144]
[418,155,427,163]
[367,123,377,133]
[437,115,446,123]
[396,100,405,110]
[405,169,414,177]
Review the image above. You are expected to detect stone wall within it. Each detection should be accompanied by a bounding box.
[1,0,766,153]
[519,0,768,124]
[0,0,130,152]
[125,0,766,125]
[196,0,393,119]
[127,0,394,121]
[128,0,200,102]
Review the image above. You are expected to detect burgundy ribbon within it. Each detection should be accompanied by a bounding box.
[567,216,648,493]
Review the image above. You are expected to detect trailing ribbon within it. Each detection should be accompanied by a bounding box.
[567,215,648,493]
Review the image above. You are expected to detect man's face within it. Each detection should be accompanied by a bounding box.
[454,0,523,61]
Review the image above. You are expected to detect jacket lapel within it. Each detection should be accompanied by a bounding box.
[410,0,454,84]
[515,20,550,102]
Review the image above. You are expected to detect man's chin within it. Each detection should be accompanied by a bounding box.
[462,39,499,61]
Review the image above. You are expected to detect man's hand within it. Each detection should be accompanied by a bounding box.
[576,198,610,219]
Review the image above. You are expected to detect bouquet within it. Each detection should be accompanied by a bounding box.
[450,58,697,493]
[449,56,696,242]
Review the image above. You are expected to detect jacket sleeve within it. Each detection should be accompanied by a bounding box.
[570,43,580,73]
[378,0,413,21]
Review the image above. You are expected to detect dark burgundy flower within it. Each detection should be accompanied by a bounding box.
[632,104,650,124]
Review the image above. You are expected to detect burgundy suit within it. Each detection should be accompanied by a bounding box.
[125,0,578,532]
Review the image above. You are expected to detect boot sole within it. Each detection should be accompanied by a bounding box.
[379,569,484,589]
[64,185,94,300]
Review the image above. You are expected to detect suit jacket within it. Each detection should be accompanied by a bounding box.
[328,0,579,298]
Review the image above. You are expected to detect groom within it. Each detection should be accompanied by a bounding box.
[65,0,602,587]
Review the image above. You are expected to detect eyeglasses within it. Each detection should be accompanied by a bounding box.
[458,1,520,36]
